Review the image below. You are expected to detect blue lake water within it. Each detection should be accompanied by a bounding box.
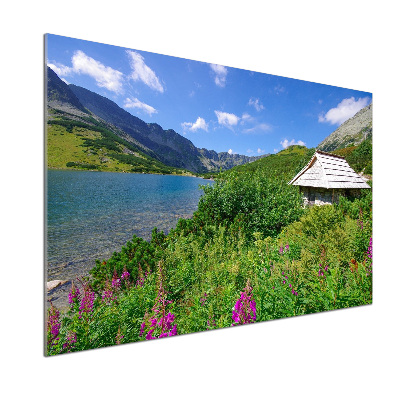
[47,170,212,281]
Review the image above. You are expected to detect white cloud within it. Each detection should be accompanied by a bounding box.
[243,123,271,134]
[181,117,208,132]
[71,50,124,94]
[257,148,265,154]
[48,62,73,77]
[248,98,265,111]
[274,84,285,94]
[215,111,240,128]
[280,138,306,149]
[274,149,279,153]
[210,64,228,87]
[126,50,164,93]
[228,149,233,155]
[123,97,157,116]
[241,112,253,124]
[318,97,370,125]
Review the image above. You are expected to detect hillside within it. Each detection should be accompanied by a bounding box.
[46,67,192,175]
[223,145,314,178]
[317,103,372,151]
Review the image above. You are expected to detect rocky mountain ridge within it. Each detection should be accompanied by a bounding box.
[317,103,372,152]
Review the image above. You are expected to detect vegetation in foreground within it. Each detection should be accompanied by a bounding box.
[47,144,372,355]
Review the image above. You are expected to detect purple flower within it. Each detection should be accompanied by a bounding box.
[367,237,372,260]
[121,269,130,285]
[231,280,256,326]
[47,303,61,349]
[232,310,240,323]
[146,329,155,340]
[279,246,283,254]
[141,263,178,340]
[62,331,77,352]
[78,288,95,319]
[68,283,80,305]
[165,312,175,330]
[112,277,121,289]
[285,244,289,251]
[139,321,146,337]
[169,325,177,336]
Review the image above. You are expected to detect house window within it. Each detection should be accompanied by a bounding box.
[309,191,315,203]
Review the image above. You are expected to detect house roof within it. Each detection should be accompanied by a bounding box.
[288,150,371,189]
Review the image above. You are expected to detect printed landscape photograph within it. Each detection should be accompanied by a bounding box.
[45,33,373,356]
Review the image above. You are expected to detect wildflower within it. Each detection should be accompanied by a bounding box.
[231,280,256,326]
[79,286,95,319]
[279,246,283,254]
[140,262,178,340]
[111,270,121,289]
[139,321,146,337]
[121,267,130,284]
[68,281,80,305]
[62,331,77,352]
[136,264,146,287]
[146,329,155,340]
[47,303,61,349]
[200,292,208,306]
[367,237,372,260]
[285,244,289,251]
[102,289,117,304]
[283,280,286,284]
[170,325,177,336]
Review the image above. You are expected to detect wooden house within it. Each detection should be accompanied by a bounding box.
[288,150,370,206]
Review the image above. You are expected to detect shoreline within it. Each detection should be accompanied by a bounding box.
[47,166,215,180]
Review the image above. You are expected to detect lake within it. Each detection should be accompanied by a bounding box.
[46,170,212,281]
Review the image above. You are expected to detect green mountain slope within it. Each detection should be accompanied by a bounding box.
[47,110,193,175]
[46,67,193,175]
[223,145,314,178]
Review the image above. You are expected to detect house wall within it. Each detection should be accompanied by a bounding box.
[299,186,360,206]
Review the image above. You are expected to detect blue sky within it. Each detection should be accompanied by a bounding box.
[46,34,372,156]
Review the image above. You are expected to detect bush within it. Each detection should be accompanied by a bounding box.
[196,169,304,240]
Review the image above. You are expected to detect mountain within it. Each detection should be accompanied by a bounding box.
[46,67,193,175]
[47,67,88,114]
[317,103,372,152]
[68,83,266,173]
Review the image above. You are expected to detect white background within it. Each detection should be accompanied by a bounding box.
[2,1,399,398]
